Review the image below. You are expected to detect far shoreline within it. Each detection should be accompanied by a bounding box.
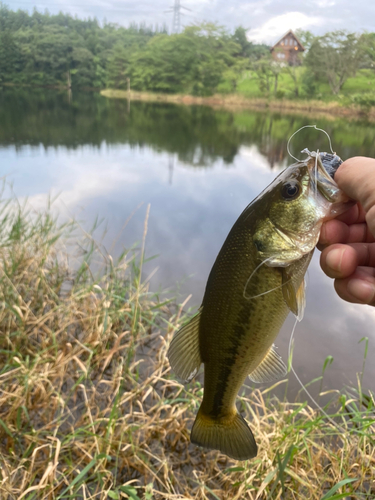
[101,88,375,121]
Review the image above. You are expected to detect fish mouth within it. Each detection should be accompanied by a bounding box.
[303,149,353,218]
[301,148,343,180]
[303,149,343,203]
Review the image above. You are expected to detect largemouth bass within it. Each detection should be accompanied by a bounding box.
[168,150,351,460]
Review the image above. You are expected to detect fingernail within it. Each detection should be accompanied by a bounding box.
[325,248,344,273]
[347,279,375,304]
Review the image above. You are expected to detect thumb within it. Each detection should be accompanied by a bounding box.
[335,157,375,237]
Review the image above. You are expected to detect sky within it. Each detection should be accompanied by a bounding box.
[4,0,375,44]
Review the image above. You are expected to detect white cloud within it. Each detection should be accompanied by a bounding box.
[248,11,324,44]
[239,145,274,173]
[315,0,336,7]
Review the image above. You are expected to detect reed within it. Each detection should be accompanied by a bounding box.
[0,195,373,499]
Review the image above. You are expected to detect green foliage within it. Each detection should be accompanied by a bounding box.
[304,30,365,95]
[2,3,375,102]
[294,29,315,52]
[0,5,269,95]
[282,60,303,98]
[0,28,24,83]
[351,92,375,112]
[106,43,131,89]
[251,55,283,96]
[0,5,233,94]
[218,58,250,93]
[231,26,263,58]
[127,23,241,96]
[301,69,318,97]
[360,32,375,70]
[0,2,165,88]
[128,32,198,93]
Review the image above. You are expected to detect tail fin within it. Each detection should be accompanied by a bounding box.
[190,408,257,460]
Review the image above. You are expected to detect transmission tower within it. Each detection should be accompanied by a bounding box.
[173,0,181,34]
[166,0,191,34]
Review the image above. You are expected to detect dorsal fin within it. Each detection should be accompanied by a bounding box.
[249,345,287,383]
[167,310,202,382]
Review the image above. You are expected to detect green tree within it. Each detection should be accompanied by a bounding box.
[106,43,130,89]
[360,32,375,71]
[186,23,240,95]
[0,6,267,93]
[128,32,197,93]
[252,56,283,96]
[304,30,364,95]
[219,59,250,93]
[0,5,164,88]
[0,29,24,82]
[232,26,253,57]
[283,54,304,98]
[294,29,315,52]
[70,47,97,87]
[127,23,240,96]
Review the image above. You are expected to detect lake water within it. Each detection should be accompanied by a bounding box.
[1,87,375,398]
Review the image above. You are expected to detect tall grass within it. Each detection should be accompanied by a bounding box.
[0,195,374,499]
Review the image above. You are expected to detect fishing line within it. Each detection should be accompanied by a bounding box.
[288,315,347,434]
[250,125,343,431]
[287,125,335,162]
[314,149,319,199]
[243,256,275,299]
[243,256,293,300]
[246,257,346,434]
[244,280,291,300]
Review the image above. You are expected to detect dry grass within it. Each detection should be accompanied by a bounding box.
[100,89,375,121]
[0,196,374,500]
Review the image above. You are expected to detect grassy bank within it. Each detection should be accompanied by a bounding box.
[0,197,374,499]
[101,88,375,121]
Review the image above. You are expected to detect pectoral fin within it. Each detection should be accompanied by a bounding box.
[167,310,202,382]
[282,269,306,321]
[295,279,306,321]
[249,345,287,383]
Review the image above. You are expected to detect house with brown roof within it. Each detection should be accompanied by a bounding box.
[270,30,305,65]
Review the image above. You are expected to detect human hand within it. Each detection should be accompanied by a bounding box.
[319,156,375,305]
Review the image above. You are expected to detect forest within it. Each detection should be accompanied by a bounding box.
[0,3,268,95]
[0,2,375,100]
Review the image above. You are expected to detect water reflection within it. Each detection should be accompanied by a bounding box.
[2,87,375,167]
[1,88,375,399]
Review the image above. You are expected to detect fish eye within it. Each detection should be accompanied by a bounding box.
[281,181,301,200]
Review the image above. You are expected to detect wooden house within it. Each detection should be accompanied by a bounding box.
[270,30,305,65]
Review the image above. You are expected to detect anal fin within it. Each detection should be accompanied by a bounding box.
[167,310,202,382]
[249,344,287,383]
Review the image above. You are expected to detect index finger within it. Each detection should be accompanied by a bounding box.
[335,157,375,237]
[335,203,366,225]
[318,218,375,248]
[336,157,375,211]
